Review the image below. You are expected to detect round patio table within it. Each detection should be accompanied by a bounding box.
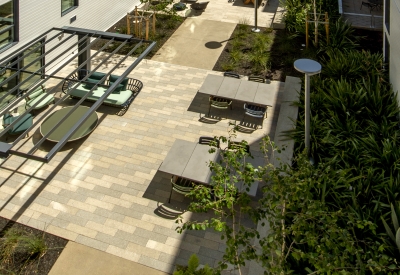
[40,106,99,142]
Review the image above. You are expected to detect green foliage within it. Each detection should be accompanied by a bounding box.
[176,129,274,274]
[0,228,48,267]
[382,203,400,253]
[263,153,400,274]
[174,254,213,275]
[220,62,236,72]
[229,49,244,65]
[321,49,386,83]
[319,18,359,54]
[284,0,339,34]
[248,50,270,72]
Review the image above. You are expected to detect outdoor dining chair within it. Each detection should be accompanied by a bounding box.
[169,176,195,203]
[208,96,233,117]
[243,103,267,129]
[199,136,220,148]
[223,72,240,79]
[248,76,265,83]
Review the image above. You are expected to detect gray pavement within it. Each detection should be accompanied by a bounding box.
[1,3,300,275]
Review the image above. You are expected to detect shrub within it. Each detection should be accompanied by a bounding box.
[319,17,359,54]
[174,254,213,275]
[321,49,386,83]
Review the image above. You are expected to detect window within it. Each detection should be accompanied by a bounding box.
[61,0,78,15]
[0,40,44,108]
[385,0,390,33]
[0,0,18,51]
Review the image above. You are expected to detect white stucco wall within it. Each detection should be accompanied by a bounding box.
[385,0,400,105]
[0,0,141,60]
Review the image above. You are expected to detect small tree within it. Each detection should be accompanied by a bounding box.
[176,127,274,274]
[176,127,400,274]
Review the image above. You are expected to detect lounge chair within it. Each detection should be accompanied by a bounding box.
[25,85,55,111]
[2,113,33,138]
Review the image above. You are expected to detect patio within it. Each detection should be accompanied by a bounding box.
[340,0,383,29]
[0,51,299,273]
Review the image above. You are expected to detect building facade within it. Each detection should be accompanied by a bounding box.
[0,0,141,58]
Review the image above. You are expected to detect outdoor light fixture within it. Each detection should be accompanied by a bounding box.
[294,58,321,159]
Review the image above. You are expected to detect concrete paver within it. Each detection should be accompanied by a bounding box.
[152,19,237,70]
[0,57,285,274]
[49,242,169,275]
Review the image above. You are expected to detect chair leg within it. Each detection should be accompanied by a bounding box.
[168,187,173,203]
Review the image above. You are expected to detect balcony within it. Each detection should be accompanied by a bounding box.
[339,0,383,30]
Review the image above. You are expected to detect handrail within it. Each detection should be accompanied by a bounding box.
[341,12,383,29]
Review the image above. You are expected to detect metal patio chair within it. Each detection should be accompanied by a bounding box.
[208,96,232,117]
[169,176,195,203]
[248,76,265,83]
[243,103,267,129]
[223,72,240,79]
[199,136,220,148]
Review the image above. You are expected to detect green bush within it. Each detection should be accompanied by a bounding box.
[319,18,359,54]
[321,49,386,83]
[174,254,213,275]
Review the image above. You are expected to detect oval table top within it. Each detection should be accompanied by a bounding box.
[40,106,99,142]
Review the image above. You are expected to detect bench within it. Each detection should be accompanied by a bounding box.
[62,70,143,116]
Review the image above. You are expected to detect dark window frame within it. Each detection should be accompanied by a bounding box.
[61,0,79,16]
[385,0,390,34]
[0,0,19,52]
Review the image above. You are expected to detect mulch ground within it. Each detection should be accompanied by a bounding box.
[0,217,68,275]
[213,26,383,81]
[92,13,186,59]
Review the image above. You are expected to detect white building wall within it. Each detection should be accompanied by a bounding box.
[385,0,400,105]
[0,0,141,60]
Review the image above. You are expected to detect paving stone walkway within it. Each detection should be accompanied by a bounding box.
[0,56,285,274]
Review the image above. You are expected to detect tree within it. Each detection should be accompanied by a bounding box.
[175,127,400,274]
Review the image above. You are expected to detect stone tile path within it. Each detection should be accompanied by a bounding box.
[0,55,284,274]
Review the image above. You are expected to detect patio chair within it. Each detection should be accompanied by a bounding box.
[190,1,209,11]
[169,176,195,203]
[208,96,232,117]
[25,85,55,111]
[360,1,374,12]
[224,72,240,79]
[243,103,267,129]
[228,140,250,153]
[199,136,220,148]
[248,76,265,83]
[2,113,33,139]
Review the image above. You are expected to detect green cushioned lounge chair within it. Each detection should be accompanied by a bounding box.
[25,85,55,110]
[2,113,33,138]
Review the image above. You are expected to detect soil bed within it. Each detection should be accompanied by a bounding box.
[92,13,185,59]
[213,26,383,81]
[0,217,68,275]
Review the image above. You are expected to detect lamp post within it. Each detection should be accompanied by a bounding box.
[252,0,260,33]
[294,59,321,157]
